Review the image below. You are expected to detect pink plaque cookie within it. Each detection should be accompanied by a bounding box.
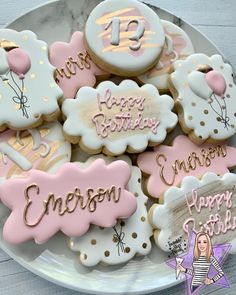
[0,159,137,244]
[49,31,108,99]
[138,135,236,198]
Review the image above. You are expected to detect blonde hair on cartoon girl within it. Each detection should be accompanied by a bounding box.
[194,232,213,262]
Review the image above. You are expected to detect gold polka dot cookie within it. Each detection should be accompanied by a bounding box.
[169,54,236,143]
[0,29,62,131]
[69,155,152,266]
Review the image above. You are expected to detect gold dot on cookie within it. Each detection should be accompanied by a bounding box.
[34,113,39,118]
[188,116,193,120]
[234,113,236,117]
[83,254,87,260]
[125,247,130,253]
[217,117,221,121]
[91,239,97,245]
[113,236,118,243]
[226,94,230,98]
[200,121,205,126]
[104,251,110,257]
[141,216,146,222]
[191,102,196,107]
[41,45,47,50]
[43,96,49,101]
[50,83,56,88]
[134,192,139,197]
[39,60,44,65]
[177,63,182,67]
[142,243,147,249]
[0,93,3,99]
[214,129,218,134]
[204,109,209,114]
[30,73,36,79]
[15,104,20,110]
[23,87,28,93]
[132,232,137,239]
[22,35,28,40]
[229,84,233,88]
[199,135,203,140]
[138,178,141,183]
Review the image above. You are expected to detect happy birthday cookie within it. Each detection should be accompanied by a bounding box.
[138,20,194,92]
[170,54,236,143]
[84,0,165,76]
[62,79,177,155]
[69,155,152,266]
[149,172,236,254]
[49,31,109,99]
[0,159,137,244]
[137,135,236,198]
[0,29,62,131]
[0,121,71,184]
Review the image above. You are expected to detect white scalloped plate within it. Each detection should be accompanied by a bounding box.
[0,0,226,294]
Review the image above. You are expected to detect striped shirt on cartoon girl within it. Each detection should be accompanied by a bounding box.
[177,232,224,293]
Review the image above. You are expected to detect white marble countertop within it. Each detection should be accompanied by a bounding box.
[0,0,236,294]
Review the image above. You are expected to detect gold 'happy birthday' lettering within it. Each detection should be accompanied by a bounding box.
[55,51,92,82]
[23,184,121,227]
[156,145,227,186]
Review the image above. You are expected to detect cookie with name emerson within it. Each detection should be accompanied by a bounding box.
[169,54,236,143]
[137,135,236,199]
[84,0,165,76]
[69,155,152,266]
[149,172,236,254]
[0,121,71,184]
[0,29,62,131]
[49,31,109,99]
[0,159,137,244]
[62,79,177,155]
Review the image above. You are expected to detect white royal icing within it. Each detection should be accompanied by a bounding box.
[85,0,165,75]
[62,79,177,155]
[0,29,62,130]
[138,20,194,91]
[171,54,236,141]
[150,172,236,254]
[69,155,153,266]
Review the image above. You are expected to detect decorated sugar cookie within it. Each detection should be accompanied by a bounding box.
[62,79,177,155]
[137,135,236,198]
[170,54,236,143]
[49,31,108,99]
[69,156,152,266]
[0,121,71,184]
[138,20,194,92]
[84,0,165,76]
[0,159,137,244]
[149,172,236,254]
[0,29,62,131]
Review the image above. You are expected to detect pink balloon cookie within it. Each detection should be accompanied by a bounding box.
[0,29,62,131]
[137,135,236,199]
[138,20,194,92]
[149,172,236,254]
[49,31,109,99]
[62,79,177,155]
[170,54,236,143]
[0,159,137,244]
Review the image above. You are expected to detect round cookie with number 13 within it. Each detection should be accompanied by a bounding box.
[85,0,165,76]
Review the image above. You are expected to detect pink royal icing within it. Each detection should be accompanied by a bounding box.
[49,31,107,98]
[0,159,137,244]
[205,70,226,97]
[137,135,236,198]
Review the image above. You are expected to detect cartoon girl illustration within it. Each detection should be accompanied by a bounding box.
[177,232,224,293]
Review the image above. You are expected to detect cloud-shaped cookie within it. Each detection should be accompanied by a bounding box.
[69,155,153,266]
[62,79,177,155]
[138,135,236,198]
[149,172,236,254]
[0,159,137,244]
